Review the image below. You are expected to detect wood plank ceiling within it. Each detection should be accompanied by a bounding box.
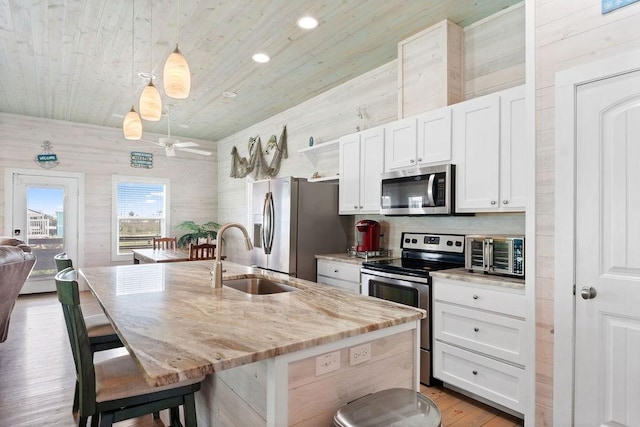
[0,0,521,144]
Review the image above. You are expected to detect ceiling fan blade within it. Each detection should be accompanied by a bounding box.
[140,139,165,147]
[177,147,212,156]
[174,141,199,148]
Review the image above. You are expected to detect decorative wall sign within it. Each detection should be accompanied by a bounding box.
[230,125,287,179]
[35,140,59,169]
[131,151,153,169]
[602,0,639,13]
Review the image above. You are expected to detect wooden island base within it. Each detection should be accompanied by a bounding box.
[196,323,419,427]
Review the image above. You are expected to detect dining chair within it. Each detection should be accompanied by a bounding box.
[152,237,177,250]
[54,253,123,413]
[55,267,203,427]
[188,243,216,260]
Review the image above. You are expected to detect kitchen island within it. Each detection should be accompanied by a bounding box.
[79,260,424,426]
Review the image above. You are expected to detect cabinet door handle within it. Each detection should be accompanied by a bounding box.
[359,206,363,209]
[472,370,478,375]
[474,327,479,332]
[490,200,497,205]
[503,200,509,204]
[472,295,479,300]
[417,158,422,162]
[334,269,339,273]
[354,205,358,209]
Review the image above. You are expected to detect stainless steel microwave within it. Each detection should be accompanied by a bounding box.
[380,164,454,215]
[465,235,525,277]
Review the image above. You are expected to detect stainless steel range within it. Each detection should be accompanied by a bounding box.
[361,232,465,386]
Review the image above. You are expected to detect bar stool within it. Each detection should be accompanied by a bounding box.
[333,388,442,427]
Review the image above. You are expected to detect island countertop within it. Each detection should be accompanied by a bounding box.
[79,260,424,387]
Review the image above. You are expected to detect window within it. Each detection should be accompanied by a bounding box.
[112,176,169,261]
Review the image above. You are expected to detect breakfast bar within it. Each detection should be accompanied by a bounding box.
[79,260,424,426]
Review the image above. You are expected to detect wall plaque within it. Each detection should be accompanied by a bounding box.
[131,151,153,169]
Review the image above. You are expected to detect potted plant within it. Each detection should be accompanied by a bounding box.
[176,221,221,248]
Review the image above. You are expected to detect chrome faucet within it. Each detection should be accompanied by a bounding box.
[213,222,253,288]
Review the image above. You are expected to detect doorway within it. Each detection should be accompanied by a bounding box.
[555,50,640,426]
[4,169,84,294]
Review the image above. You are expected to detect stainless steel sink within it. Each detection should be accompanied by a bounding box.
[223,277,298,295]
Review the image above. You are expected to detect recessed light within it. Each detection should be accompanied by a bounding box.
[223,91,237,98]
[252,53,270,63]
[297,16,318,30]
[137,72,156,80]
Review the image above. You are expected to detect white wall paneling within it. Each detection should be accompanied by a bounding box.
[0,113,217,268]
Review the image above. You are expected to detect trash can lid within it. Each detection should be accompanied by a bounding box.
[333,388,441,427]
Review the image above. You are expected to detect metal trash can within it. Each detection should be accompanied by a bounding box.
[333,388,442,427]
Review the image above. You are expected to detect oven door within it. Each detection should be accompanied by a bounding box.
[361,268,432,385]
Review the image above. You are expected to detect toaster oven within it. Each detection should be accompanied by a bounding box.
[465,235,524,277]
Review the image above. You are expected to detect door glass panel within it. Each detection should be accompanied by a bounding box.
[25,187,65,279]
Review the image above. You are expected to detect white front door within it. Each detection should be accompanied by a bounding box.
[6,170,82,294]
[574,69,640,426]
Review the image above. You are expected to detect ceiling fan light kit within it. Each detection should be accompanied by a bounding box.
[139,80,162,121]
[123,106,143,140]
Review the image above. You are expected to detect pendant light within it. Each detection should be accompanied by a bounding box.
[139,1,162,121]
[123,0,142,140]
[163,0,191,99]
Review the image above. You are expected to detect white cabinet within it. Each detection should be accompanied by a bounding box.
[338,126,385,214]
[432,276,527,414]
[316,259,361,294]
[384,108,452,172]
[453,85,526,212]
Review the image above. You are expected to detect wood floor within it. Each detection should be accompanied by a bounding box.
[0,292,523,426]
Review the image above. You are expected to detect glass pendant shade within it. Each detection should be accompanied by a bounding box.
[139,80,162,121]
[163,44,191,99]
[123,106,143,140]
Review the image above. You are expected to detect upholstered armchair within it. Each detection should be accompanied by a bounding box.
[0,237,36,343]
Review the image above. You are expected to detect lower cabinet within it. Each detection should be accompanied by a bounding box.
[432,276,526,415]
[316,259,361,294]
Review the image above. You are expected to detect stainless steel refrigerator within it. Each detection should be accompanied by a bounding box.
[251,177,348,281]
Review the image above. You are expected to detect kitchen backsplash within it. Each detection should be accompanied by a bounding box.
[353,213,525,255]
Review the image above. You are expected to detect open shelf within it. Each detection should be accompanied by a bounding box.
[298,139,339,166]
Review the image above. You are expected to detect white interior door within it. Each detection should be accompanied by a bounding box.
[574,69,640,426]
[7,170,81,294]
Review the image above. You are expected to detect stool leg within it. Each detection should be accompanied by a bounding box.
[183,393,197,427]
[73,380,80,412]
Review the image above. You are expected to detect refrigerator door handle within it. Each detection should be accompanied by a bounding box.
[263,192,274,254]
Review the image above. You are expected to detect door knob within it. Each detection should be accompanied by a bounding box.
[580,286,597,300]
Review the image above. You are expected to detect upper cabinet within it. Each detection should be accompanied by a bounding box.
[339,126,385,214]
[384,108,452,172]
[454,85,526,212]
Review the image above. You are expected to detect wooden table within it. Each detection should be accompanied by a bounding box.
[131,248,190,264]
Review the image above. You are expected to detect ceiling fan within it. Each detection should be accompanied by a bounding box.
[141,113,212,157]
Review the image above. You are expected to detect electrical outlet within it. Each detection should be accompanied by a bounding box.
[315,351,341,376]
[349,343,371,366]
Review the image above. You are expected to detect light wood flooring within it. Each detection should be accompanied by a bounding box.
[0,292,523,426]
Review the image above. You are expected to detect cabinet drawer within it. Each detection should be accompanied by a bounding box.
[316,276,360,294]
[316,260,361,283]
[434,303,526,365]
[433,277,525,318]
[433,341,525,414]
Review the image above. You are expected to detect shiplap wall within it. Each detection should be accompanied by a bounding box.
[535,2,640,425]
[464,2,526,98]
[0,113,217,267]
[217,6,526,263]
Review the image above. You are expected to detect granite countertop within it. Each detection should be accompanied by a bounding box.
[430,267,525,290]
[79,261,424,387]
[315,252,397,265]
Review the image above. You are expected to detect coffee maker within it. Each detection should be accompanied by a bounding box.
[356,220,380,252]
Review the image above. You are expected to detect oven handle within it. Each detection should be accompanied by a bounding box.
[360,268,431,285]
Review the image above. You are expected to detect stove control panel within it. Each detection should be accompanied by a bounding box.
[401,233,465,253]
